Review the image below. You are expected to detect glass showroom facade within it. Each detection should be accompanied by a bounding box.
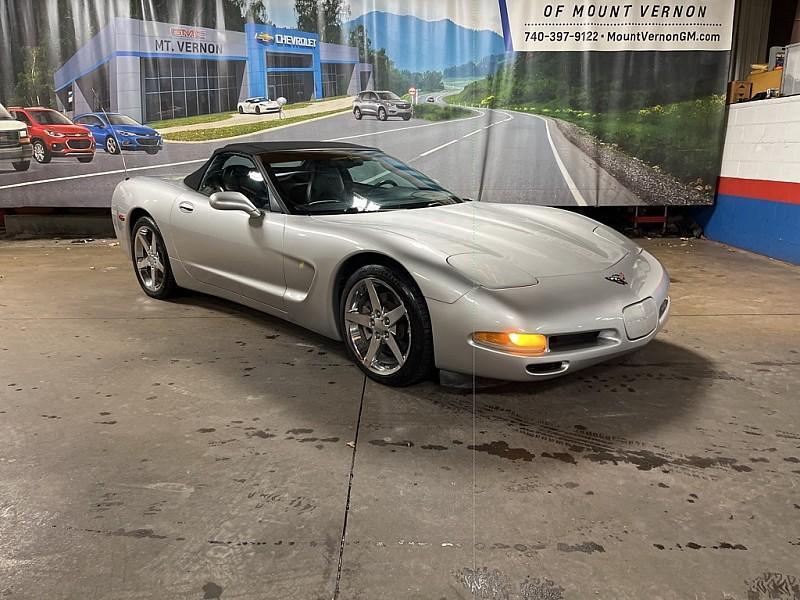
[54,18,372,123]
[141,58,245,122]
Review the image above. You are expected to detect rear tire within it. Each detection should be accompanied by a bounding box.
[339,265,434,387]
[238,106,244,114]
[12,160,30,171]
[131,216,178,300]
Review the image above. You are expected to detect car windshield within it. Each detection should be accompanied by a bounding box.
[107,114,140,126]
[30,110,73,125]
[376,92,401,101]
[260,150,462,215]
[250,97,268,102]
[0,104,12,120]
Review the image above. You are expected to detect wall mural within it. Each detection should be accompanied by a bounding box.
[0,0,734,209]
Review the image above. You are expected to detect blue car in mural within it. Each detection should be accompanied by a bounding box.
[73,112,163,155]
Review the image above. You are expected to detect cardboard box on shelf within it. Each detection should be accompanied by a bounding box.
[727,80,753,104]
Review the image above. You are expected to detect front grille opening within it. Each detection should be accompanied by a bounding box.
[548,331,600,352]
[526,362,567,375]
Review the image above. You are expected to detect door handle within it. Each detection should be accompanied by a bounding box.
[178,201,194,214]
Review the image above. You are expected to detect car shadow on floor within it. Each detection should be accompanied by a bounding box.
[166,290,715,449]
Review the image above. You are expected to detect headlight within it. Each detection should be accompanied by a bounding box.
[18,128,28,140]
[473,332,547,356]
[447,253,538,289]
[593,224,643,254]
[118,131,136,137]
[45,130,65,137]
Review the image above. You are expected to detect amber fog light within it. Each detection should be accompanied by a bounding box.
[472,332,547,356]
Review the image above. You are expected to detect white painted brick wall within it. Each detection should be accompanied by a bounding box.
[721,95,800,183]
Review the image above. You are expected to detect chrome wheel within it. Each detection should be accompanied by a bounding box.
[106,137,118,154]
[344,277,411,376]
[133,226,165,293]
[32,141,46,163]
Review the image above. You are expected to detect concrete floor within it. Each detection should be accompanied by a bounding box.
[0,237,799,600]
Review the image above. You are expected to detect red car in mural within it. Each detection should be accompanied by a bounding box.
[8,107,95,164]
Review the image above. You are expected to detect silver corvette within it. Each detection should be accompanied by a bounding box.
[111,142,670,387]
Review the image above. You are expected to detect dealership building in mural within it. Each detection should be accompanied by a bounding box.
[54,17,374,123]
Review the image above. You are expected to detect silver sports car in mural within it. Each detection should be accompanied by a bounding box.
[111,142,670,387]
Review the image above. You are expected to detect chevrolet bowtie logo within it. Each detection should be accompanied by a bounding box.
[605,272,628,285]
[255,32,274,43]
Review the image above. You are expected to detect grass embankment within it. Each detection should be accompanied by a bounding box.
[162,108,349,142]
[149,111,234,129]
[412,103,473,122]
[450,89,726,185]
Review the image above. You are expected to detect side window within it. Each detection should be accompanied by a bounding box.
[14,111,31,125]
[199,154,270,209]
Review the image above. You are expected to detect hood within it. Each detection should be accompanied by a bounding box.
[0,120,25,133]
[315,203,629,278]
[112,125,158,136]
[39,124,90,135]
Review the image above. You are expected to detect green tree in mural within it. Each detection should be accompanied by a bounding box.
[14,46,55,107]
[296,0,349,43]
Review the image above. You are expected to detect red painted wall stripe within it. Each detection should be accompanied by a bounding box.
[717,177,800,206]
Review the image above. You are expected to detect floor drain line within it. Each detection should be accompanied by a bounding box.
[332,375,367,600]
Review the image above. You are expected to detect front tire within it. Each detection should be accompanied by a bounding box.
[131,216,178,300]
[353,107,362,120]
[339,265,434,387]
[32,140,51,164]
[145,148,159,155]
[77,155,94,163]
[402,115,411,121]
[105,136,120,155]
[255,106,261,115]
[377,107,388,121]
[12,160,30,171]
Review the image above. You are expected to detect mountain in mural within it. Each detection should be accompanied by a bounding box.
[345,11,506,73]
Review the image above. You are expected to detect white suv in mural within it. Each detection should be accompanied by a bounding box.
[0,102,32,171]
[237,97,282,115]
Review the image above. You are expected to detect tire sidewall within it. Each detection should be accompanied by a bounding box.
[33,140,50,164]
[131,216,177,299]
[339,265,433,386]
[378,108,387,121]
[354,107,362,120]
[105,136,119,154]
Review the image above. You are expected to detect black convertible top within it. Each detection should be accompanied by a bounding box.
[184,141,378,190]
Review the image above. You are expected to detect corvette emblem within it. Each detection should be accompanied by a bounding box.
[605,272,628,285]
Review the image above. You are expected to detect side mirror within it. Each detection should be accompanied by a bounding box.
[210,191,262,218]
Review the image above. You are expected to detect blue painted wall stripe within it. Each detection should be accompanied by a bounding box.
[699,194,800,265]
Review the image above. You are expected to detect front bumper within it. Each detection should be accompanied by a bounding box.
[0,142,32,162]
[118,136,163,151]
[48,137,95,156]
[428,249,671,382]
[387,105,413,117]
